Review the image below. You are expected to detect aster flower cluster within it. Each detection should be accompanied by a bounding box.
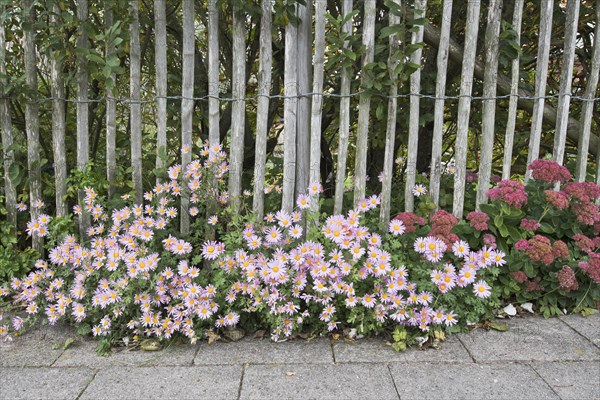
[210,196,501,341]
[415,237,503,298]
[528,159,572,184]
[26,211,51,237]
[1,143,229,341]
[487,180,528,209]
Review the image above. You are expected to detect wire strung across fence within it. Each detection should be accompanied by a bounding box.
[4,92,599,104]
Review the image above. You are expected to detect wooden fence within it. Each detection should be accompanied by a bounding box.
[1,0,599,246]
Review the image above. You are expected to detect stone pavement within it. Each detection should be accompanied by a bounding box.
[1,314,598,400]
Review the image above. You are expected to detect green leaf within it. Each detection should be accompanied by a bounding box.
[488,322,509,331]
[8,163,21,186]
[63,338,75,350]
[86,53,105,65]
[524,263,534,278]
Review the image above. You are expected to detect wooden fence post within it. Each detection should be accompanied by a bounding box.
[309,0,326,216]
[282,8,298,213]
[154,0,167,176]
[429,0,452,207]
[578,0,600,182]
[105,1,117,199]
[208,0,220,148]
[180,0,194,234]
[502,0,524,180]
[380,0,402,225]
[252,0,273,220]
[24,0,43,251]
[405,0,427,213]
[295,0,312,198]
[229,4,246,214]
[0,5,16,226]
[553,0,580,168]
[476,0,502,209]
[452,0,480,220]
[353,0,376,205]
[130,0,143,205]
[525,0,553,182]
[333,0,353,215]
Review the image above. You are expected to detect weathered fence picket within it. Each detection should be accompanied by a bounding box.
[380,0,402,225]
[428,0,452,208]
[502,0,524,181]
[354,0,376,206]
[130,0,143,205]
[476,0,502,209]
[309,0,326,215]
[553,0,580,169]
[452,0,480,220]
[577,0,600,183]
[180,0,195,234]
[0,4,16,227]
[154,0,167,177]
[334,0,353,215]
[252,0,273,220]
[526,0,553,183]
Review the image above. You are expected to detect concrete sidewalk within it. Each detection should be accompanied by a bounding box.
[1,314,599,400]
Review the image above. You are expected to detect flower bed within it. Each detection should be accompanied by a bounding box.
[0,152,598,352]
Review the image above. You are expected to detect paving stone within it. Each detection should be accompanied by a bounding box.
[389,362,559,400]
[531,361,600,400]
[458,316,600,362]
[0,367,94,400]
[79,366,242,400]
[559,313,600,348]
[240,364,399,400]
[54,339,197,367]
[333,335,472,363]
[0,323,75,367]
[194,337,334,365]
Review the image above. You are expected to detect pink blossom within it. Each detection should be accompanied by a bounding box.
[487,180,528,209]
[528,159,572,184]
[563,182,600,203]
[467,211,489,231]
[392,212,425,233]
[520,218,540,231]
[557,265,578,292]
[545,190,570,210]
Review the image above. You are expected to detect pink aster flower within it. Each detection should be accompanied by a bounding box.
[201,241,223,260]
[388,219,406,236]
[16,202,27,212]
[412,184,427,197]
[308,182,323,196]
[296,194,311,209]
[473,280,491,298]
[444,311,458,326]
[452,240,470,257]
